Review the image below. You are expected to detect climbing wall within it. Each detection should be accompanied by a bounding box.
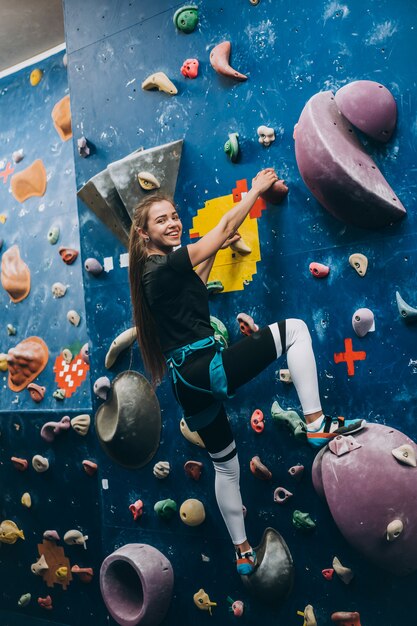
[2,0,416,624]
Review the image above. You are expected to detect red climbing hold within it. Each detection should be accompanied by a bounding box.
[129,499,144,521]
[250,409,264,433]
[322,568,334,580]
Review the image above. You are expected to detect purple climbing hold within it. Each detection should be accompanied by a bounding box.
[273,487,293,504]
[94,376,111,400]
[100,543,174,626]
[352,308,375,337]
[295,91,406,229]
[84,258,103,276]
[335,81,397,143]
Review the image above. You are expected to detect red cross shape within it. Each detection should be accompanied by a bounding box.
[0,162,14,184]
[334,338,366,376]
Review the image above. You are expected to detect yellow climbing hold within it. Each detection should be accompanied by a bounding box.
[0,520,25,544]
[142,72,178,95]
[0,353,8,371]
[21,493,32,508]
[0,214,7,224]
[55,566,68,580]
[193,589,217,615]
[30,68,43,86]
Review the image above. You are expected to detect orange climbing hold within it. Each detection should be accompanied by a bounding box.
[10,159,47,202]
[51,94,72,141]
[1,245,30,303]
[8,337,49,392]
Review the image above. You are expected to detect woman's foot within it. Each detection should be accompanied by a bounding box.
[306,415,366,448]
[235,547,257,575]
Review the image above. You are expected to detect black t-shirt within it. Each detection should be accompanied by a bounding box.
[142,246,214,353]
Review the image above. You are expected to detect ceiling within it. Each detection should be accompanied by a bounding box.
[0,0,65,72]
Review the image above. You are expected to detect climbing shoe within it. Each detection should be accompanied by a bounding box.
[235,547,257,576]
[307,415,366,448]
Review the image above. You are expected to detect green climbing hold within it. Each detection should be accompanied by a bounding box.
[154,498,178,520]
[47,225,60,245]
[210,316,229,348]
[173,5,199,33]
[270,400,307,440]
[224,132,239,162]
[207,280,224,294]
[292,510,316,531]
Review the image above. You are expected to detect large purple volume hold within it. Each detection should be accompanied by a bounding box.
[312,424,417,576]
[295,91,406,229]
[100,543,174,626]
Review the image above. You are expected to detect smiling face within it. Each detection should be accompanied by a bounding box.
[141,199,183,254]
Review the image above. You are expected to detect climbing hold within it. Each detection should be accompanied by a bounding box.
[241,527,294,606]
[7,337,49,391]
[59,247,78,264]
[154,499,178,520]
[53,388,66,400]
[273,487,293,504]
[322,568,334,580]
[173,5,198,33]
[27,383,46,403]
[51,281,67,298]
[31,555,49,575]
[224,132,240,162]
[227,596,244,616]
[301,605,318,626]
[391,444,417,467]
[349,253,368,276]
[137,171,161,191]
[64,529,88,549]
[12,149,24,163]
[295,91,406,229]
[153,460,171,479]
[1,244,31,302]
[62,348,72,364]
[237,312,259,336]
[331,611,361,626]
[142,72,178,95]
[309,262,330,278]
[38,596,53,610]
[7,323,16,335]
[181,58,199,78]
[95,370,161,469]
[52,94,72,140]
[77,136,90,158]
[43,530,60,542]
[105,327,137,369]
[129,499,144,521]
[47,225,60,245]
[335,80,397,142]
[0,520,25,544]
[328,434,362,457]
[100,543,174,626]
[352,308,375,337]
[80,342,89,364]
[292,510,316,531]
[40,416,71,442]
[207,279,224,294]
[82,460,98,476]
[71,564,94,583]
[396,291,417,321]
[279,369,292,383]
[21,493,32,508]
[180,418,205,447]
[94,376,111,400]
[193,589,217,615]
[210,315,229,347]
[386,519,404,542]
[18,593,31,607]
[260,179,288,205]
[332,556,354,584]
[11,457,28,471]
[271,401,307,440]
[250,409,265,433]
[0,353,7,371]
[250,455,272,480]
[67,309,81,326]
[230,236,252,255]
[210,41,247,81]
[180,498,206,526]
[32,455,49,473]
[55,567,68,580]
[71,414,91,436]
[288,464,304,480]
[30,68,43,86]
[257,125,275,147]
[84,258,103,275]
[10,159,47,202]
[184,460,203,480]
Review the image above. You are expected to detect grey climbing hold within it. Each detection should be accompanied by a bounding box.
[64,529,88,549]
[153,461,170,479]
[84,258,103,275]
[105,327,137,369]
[94,376,111,400]
[77,136,91,158]
[51,282,67,298]
[47,225,60,244]
[386,519,404,542]
[352,308,375,337]
[67,310,81,326]
[32,455,49,473]
[7,323,16,335]
[391,444,417,467]
[396,291,417,322]
[332,556,354,584]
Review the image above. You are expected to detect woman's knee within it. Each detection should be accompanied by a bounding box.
[286,318,311,343]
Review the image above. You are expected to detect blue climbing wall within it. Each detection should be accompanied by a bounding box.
[2,0,414,624]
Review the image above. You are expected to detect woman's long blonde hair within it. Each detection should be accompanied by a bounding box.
[128,194,174,386]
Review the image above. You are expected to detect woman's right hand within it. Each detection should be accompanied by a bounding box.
[251,168,278,194]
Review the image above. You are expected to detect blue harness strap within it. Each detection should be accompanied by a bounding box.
[166,336,233,432]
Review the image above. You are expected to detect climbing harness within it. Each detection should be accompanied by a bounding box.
[165,336,234,432]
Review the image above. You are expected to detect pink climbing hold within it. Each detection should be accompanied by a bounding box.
[273,486,293,504]
[82,460,98,476]
[309,262,330,278]
[328,434,362,457]
[27,382,46,403]
[250,455,272,480]
[322,568,334,580]
[129,499,144,521]
[288,464,304,480]
[231,600,244,616]
[250,409,264,433]
[209,41,247,82]
[237,312,259,336]
[184,460,203,480]
[181,58,199,78]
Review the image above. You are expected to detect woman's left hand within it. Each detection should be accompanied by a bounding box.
[220,232,241,249]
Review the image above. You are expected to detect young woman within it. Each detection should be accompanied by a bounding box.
[128,168,365,576]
